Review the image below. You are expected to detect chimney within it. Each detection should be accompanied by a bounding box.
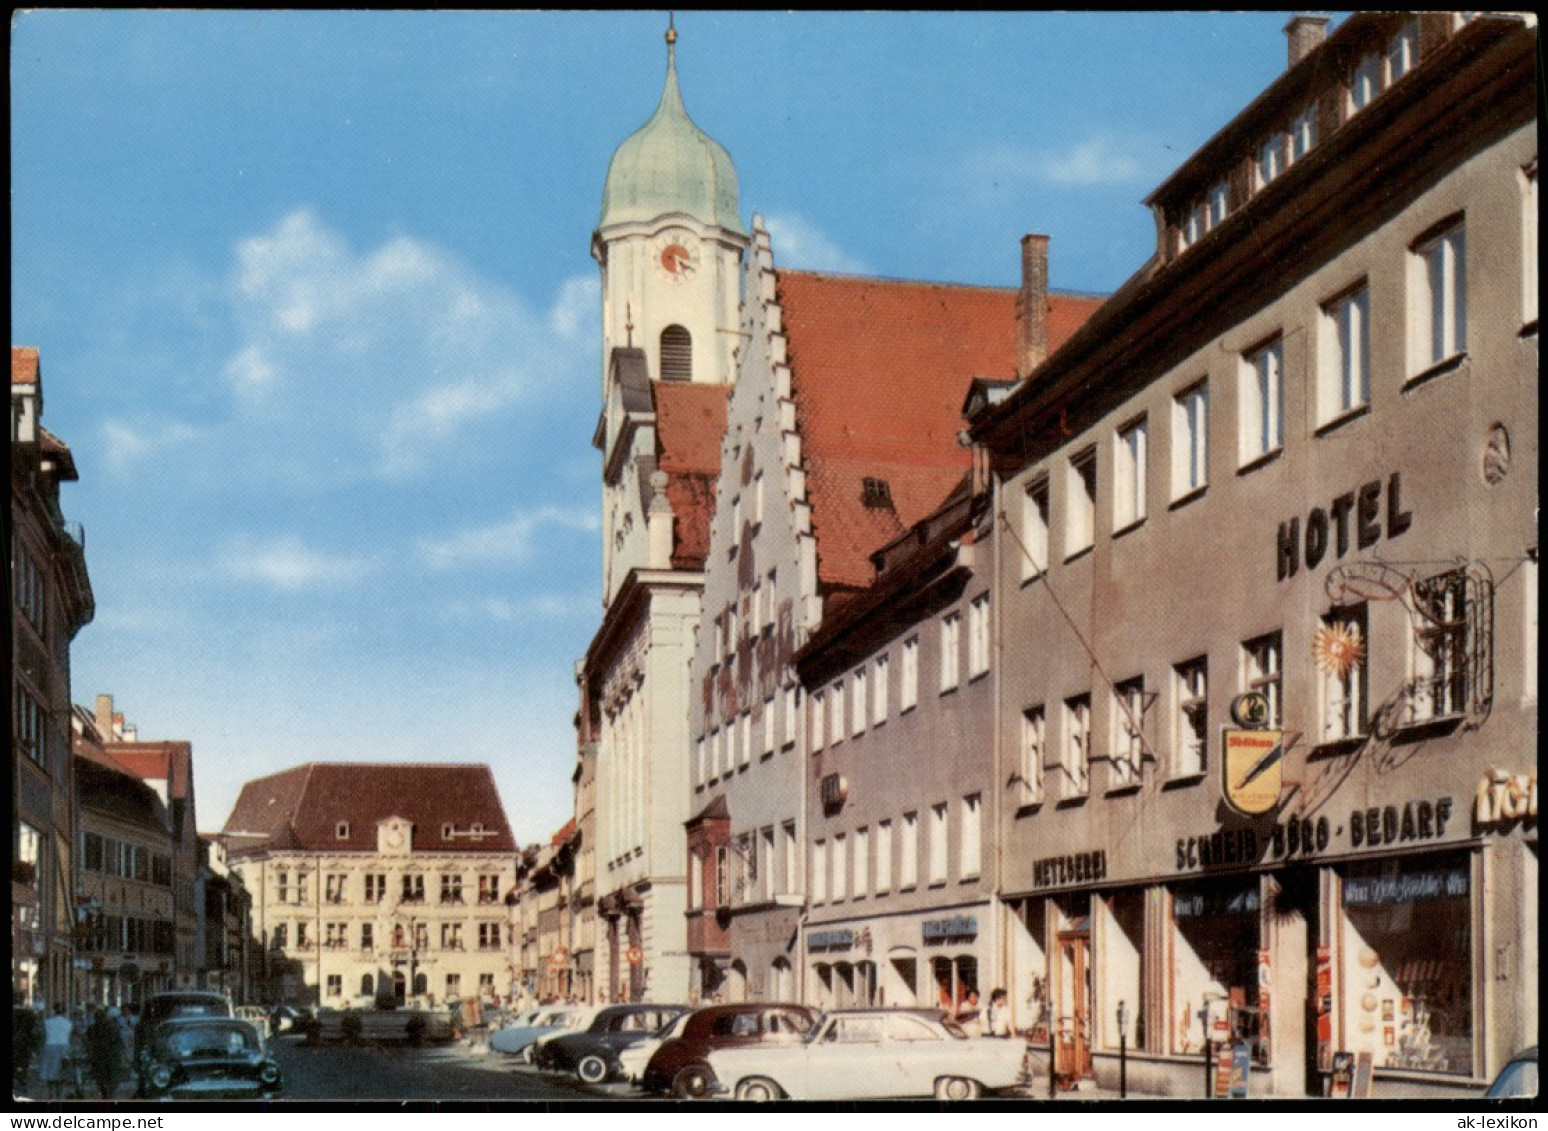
[1016,233,1050,379]
[1284,14,1330,69]
[94,694,114,739]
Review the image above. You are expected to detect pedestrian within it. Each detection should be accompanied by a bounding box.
[956,990,982,1038]
[85,1007,125,1099]
[13,998,44,1092]
[38,1003,72,1100]
[986,989,1012,1037]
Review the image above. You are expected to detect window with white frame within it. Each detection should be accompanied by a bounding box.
[753,472,764,526]
[901,637,920,711]
[853,826,869,898]
[1021,475,1050,578]
[811,692,825,752]
[727,606,739,652]
[1175,658,1209,777]
[1242,633,1283,729]
[811,839,828,903]
[1111,678,1145,787]
[830,681,846,745]
[783,685,798,749]
[761,826,776,901]
[1386,20,1417,85]
[876,820,893,894]
[1208,181,1230,229]
[1068,447,1097,555]
[1408,569,1469,723]
[851,668,868,736]
[1319,604,1369,742]
[1172,381,1209,498]
[968,594,991,678]
[1290,104,1317,163]
[1064,695,1091,797]
[782,820,797,894]
[713,614,724,664]
[695,736,706,786]
[1182,203,1205,251]
[1240,338,1284,463]
[1255,134,1285,191]
[1413,219,1467,369]
[832,834,848,901]
[939,613,961,692]
[1350,52,1382,112]
[900,812,919,890]
[1114,417,1148,530]
[763,696,776,755]
[1525,162,1538,326]
[928,803,949,885]
[1020,706,1046,805]
[873,654,889,725]
[751,580,763,633]
[716,845,731,907]
[1321,283,1371,421]
[960,794,982,880]
[739,711,752,767]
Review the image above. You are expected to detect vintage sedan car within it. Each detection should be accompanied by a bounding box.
[137,1017,283,1100]
[1484,1047,1538,1098]
[537,1004,689,1084]
[135,991,234,1057]
[705,1009,1026,1101]
[491,1006,592,1062]
[635,1002,817,1098]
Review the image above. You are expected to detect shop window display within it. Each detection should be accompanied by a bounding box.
[1098,890,1145,1050]
[1170,880,1261,1058]
[1340,852,1472,1076]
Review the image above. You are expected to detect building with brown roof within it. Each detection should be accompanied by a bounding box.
[12,345,95,1008]
[220,763,518,1008]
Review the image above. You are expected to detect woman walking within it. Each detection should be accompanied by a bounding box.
[84,1007,124,1099]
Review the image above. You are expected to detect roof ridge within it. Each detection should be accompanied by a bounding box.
[776,267,1015,293]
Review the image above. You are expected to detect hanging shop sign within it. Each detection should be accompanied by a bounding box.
[1222,729,1284,816]
[1276,473,1413,582]
[625,945,643,966]
[921,915,978,942]
[1475,769,1537,828]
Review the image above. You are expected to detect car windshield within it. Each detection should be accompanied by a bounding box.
[167,1024,260,1058]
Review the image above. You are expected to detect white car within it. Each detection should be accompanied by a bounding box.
[706,1009,1026,1101]
[617,1011,692,1084]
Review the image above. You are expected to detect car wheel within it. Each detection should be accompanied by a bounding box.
[934,1076,982,1101]
[576,1054,610,1085]
[671,1064,713,1099]
[519,1044,535,1065]
[736,1076,782,1102]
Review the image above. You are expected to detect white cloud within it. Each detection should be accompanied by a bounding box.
[417,505,599,571]
[99,417,208,477]
[965,135,1147,189]
[221,208,598,481]
[437,592,597,623]
[218,534,375,590]
[761,213,870,274]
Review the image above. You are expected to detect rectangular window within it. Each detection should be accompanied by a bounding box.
[783,686,798,749]
[14,685,45,766]
[1021,475,1051,578]
[1255,134,1285,190]
[782,820,798,895]
[1290,105,1317,163]
[445,973,461,1001]
[851,668,868,736]
[478,874,500,904]
[872,654,889,725]
[832,834,848,901]
[364,874,385,904]
[761,826,776,901]
[716,845,731,908]
[1242,633,1284,729]
[688,851,703,911]
[695,736,706,786]
[1067,447,1098,555]
[763,697,776,756]
[968,594,991,678]
[326,974,342,998]
[324,922,347,949]
[1208,181,1230,229]
[325,874,347,904]
[1321,283,1371,421]
[1111,678,1145,787]
[939,613,961,692]
[277,872,290,904]
[1319,604,1369,742]
[401,873,424,903]
[1175,658,1209,778]
[1182,203,1205,250]
[1020,706,1046,805]
[440,922,463,950]
[1525,162,1538,326]
[1114,417,1148,530]
[853,826,869,899]
[1241,338,1284,463]
[753,472,764,526]
[1408,569,1469,722]
[960,794,982,880]
[83,832,104,872]
[811,839,828,903]
[1414,220,1467,368]
[901,637,920,711]
[928,803,949,885]
[1350,52,1382,112]
[713,614,723,664]
[739,711,752,767]
[811,692,826,752]
[875,820,893,895]
[478,922,501,950]
[360,921,374,951]
[296,921,310,950]
[830,681,845,745]
[1386,20,1417,85]
[1064,695,1091,797]
[1172,382,1209,498]
[900,812,919,890]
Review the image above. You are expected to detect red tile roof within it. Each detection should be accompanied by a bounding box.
[12,346,40,385]
[221,762,516,855]
[652,381,728,570]
[777,272,1099,592]
[106,742,194,801]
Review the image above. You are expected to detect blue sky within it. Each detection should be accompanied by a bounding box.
[12,11,1328,844]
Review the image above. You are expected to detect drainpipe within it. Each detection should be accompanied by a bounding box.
[989,456,1008,1024]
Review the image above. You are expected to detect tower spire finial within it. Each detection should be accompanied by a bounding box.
[666,11,677,48]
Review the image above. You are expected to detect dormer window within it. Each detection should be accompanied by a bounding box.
[1255,134,1285,191]
[442,823,455,840]
[1386,20,1417,86]
[861,478,894,509]
[1349,52,1382,113]
[1207,182,1230,229]
[335,822,350,840]
[1289,105,1317,164]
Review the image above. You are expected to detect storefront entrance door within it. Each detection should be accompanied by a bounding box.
[1055,929,1093,1083]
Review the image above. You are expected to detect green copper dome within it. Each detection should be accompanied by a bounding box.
[599,41,744,234]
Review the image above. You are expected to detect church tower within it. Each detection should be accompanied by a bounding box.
[592,20,747,603]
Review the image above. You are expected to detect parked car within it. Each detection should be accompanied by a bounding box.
[234,1005,270,1027]
[1485,1047,1538,1099]
[136,1017,282,1100]
[269,1004,317,1038]
[490,1006,592,1062]
[705,1008,1026,1101]
[134,991,234,1057]
[634,1002,817,1098]
[537,1004,689,1084]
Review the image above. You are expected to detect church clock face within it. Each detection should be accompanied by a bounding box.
[652,230,698,283]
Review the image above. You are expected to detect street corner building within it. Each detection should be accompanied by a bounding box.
[219,763,519,1010]
[12,345,95,1009]
[969,12,1536,1099]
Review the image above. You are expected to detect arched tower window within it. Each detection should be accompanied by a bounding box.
[660,325,693,382]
